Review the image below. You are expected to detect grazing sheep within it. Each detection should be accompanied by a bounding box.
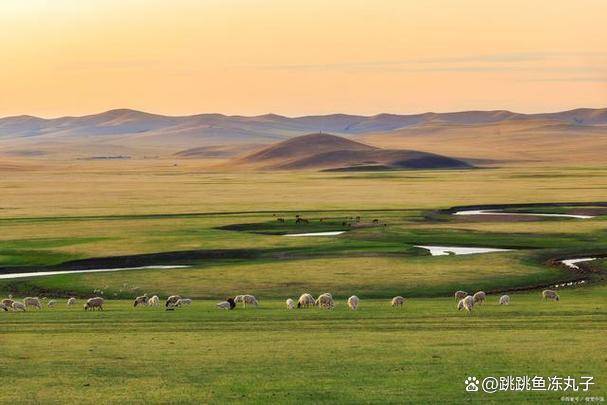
[2,298,15,310]
[236,294,258,308]
[499,295,510,305]
[216,297,236,310]
[454,290,467,300]
[148,295,160,306]
[133,294,149,307]
[315,293,335,309]
[391,296,405,307]
[176,298,192,307]
[23,297,42,310]
[47,300,56,308]
[165,295,182,308]
[457,295,475,315]
[542,289,560,302]
[473,291,486,305]
[84,297,104,311]
[297,293,316,309]
[67,297,77,306]
[347,295,359,310]
[12,301,26,311]
[285,298,295,309]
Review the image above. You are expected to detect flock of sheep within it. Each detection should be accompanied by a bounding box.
[454,289,560,315]
[0,295,104,311]
[0,289,561,314]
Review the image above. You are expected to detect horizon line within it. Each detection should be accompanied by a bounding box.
[2,105,606,121]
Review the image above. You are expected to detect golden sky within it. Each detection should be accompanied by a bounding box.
[1,0,606,117]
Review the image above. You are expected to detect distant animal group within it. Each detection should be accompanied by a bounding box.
[0,295,104,311]
[0,289,561,314]
[454,289,560,315]
[274,214,386,228]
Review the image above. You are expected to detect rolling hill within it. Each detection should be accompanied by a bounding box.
[2,107,606,141]
[0,107,606,164]
[358,118,607,165]
[229,133,472,171]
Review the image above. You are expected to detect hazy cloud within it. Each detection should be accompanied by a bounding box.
[250,52,607,75]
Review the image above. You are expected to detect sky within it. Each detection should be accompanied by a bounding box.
[1,0,606,118]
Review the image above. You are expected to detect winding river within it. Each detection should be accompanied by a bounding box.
[284,231,346,237]
[414,245,513,256]
[0,204,602,287]
[453,209,594,219]
[0,265,190,280]
[560,257,597,270]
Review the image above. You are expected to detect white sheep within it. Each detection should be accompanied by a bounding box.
[216,297,236,310]
[285,298,295,309]
[67,297,77,306]
[457,295,475,315]
[297,293,316,308]
[499,295,510,305]
[234,294,259,308]
[165,295,182,308]
[542,290,560,302]
[347,295,359,310]
[176,298,192,307]
[47,299,56,308]
[84,297,104,311]
[242,295,258,308]
[454,290,467,300]
[148,295,160,306]
[2,298,15,310]
[473,291,486,305]
[391,296,405,307]
[23,297,42,310]
[12,301,26,311]
[133,294,149,307]
[315,293,335,309]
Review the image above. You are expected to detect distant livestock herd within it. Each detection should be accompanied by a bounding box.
[275,214,386,228]
[0,289,561,314]
[453,289,559,315]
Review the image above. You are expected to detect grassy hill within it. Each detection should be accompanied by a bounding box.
[230,133,471,171]
[358,119,607,165]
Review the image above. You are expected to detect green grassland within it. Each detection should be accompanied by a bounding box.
[1,290,606,403]
[1,162,607,403]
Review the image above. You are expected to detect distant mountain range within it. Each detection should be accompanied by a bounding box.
[2,107,606,140]
[1,107,606,164]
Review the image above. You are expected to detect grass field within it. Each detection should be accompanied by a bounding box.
[2,290,605,403]
[1,161,606,403]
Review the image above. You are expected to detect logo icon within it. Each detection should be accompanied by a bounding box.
[465,377,480,392]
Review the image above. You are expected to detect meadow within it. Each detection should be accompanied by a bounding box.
[1,160,606,403]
